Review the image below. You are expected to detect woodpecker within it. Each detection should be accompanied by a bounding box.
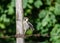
[23,17,34,33]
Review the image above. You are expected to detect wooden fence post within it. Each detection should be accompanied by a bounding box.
[16,0,24,43]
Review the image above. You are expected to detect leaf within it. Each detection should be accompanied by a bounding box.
[55,40,60,43]
[38,10,48,19]
[28,0,33,4]
[26,9,31,13]
[0,23,5,29]
[36,22,42,30]
[42,15,49,27]
[23,0,28,8]
[49,7,55,11]
[0,32,4,37]
[56,0,60,4]
[48,12,56,25]
[11,0,15,7]
[4,10,8,13]
[3,18,10,23]
[54,3,60,15]
[34,0,43,8]
[0,14,6,22]
[26,29,33,35]
[0,14,10,23]
[8,6,14,15]
[46,0,52,5]
[27,4,32,9]
[50,24,60,41]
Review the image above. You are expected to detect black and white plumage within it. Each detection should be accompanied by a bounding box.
[23,17,34,33]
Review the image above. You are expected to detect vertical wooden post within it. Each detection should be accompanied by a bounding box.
[16,0,24,43]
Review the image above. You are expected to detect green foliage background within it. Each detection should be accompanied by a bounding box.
[0,0,60,43]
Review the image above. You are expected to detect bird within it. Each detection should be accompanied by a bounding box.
[23,17,34,34]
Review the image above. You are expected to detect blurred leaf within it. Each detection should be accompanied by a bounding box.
[38,10,48,19]
[46,0,52,5]
[26,9,31,13]
[4,18,10,23]
[23,0,28,8]
[55,40,60,43]
[50,24,60,42]
[34,0,43,8]
[56,0,60,4]
[0,14,10,23]
[24,13,27,16]
[0,14,6,22]
[26,29,33,35]
[49,7,55,11]
[36,22,42,30]
[4,10,8,13]
[54,3,60,15]
[28,0,33,4]
[8,6,14,15]
[11,0,15,7]
[41,15,49,27]
[27,4,32,9]
[0,23,5,29]
[0,32,4,37]
[47,12,56,27]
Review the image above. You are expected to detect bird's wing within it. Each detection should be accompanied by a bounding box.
[23,21,29,33]
[27,22,34,30]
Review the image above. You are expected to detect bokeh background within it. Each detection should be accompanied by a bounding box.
[0,0,60,43]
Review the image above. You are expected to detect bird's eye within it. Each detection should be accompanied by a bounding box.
[24,18,26,21]
[24,17,28,21]
[25,19,26,21]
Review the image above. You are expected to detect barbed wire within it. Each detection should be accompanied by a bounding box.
[0,34,50,39]
[1,33,60,39]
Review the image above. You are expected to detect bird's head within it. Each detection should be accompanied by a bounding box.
[24,17,29,22]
